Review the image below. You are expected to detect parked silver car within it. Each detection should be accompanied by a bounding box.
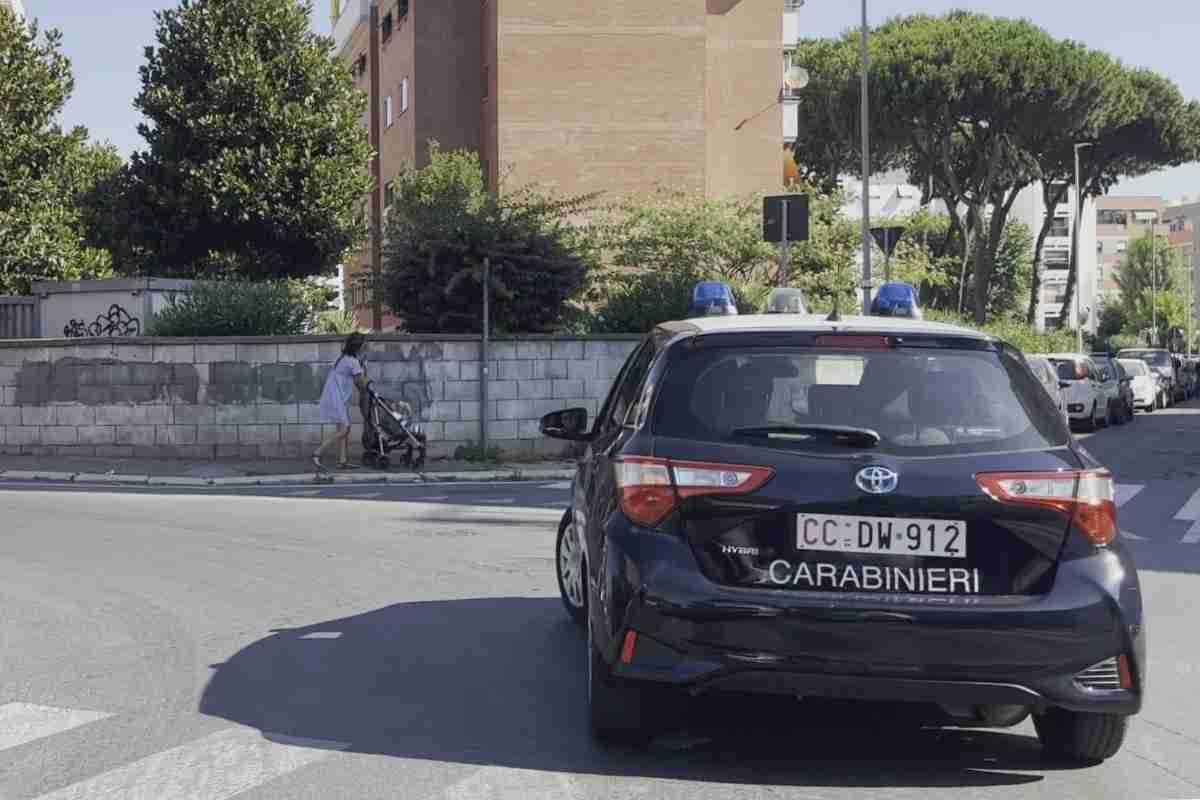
[1026,354,1068,422]
[1118,358,1159,412]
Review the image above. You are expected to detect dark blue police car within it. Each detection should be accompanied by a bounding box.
[543,313,1142,762]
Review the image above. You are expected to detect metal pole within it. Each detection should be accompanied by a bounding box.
[480,257,490,454]
[884,229,892,282]
[1080,146,1089,352]
[368,1,383,332]
[1152,221,1158,347]
[859,0,872,314]
[779,198,790,286]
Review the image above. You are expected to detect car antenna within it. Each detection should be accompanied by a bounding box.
[826,294,841,322]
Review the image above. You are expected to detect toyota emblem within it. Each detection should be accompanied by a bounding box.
[856,466,899,495]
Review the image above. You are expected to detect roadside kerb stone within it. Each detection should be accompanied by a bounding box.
[74,473,151,485]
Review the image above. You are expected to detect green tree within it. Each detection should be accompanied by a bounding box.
[0,9,114,293]
[1114,232,1177,306]
[382,144,592,333]
[790,12,1200,325]
[117,0,372,279]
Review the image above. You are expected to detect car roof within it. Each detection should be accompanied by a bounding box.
[654,313,992,341]
[1045,353,1092,362]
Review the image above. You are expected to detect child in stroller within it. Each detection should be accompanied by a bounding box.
[358,379,427,471]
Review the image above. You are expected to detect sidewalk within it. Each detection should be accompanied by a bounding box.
[0,453,576,487]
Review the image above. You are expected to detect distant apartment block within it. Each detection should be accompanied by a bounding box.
[1163,201,1200,339]
[330,0,786,328]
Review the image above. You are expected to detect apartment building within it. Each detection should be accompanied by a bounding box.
[1162,200,1200,342]
[331,0,785,328]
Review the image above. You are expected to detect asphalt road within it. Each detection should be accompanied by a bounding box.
[3,406,1200,800]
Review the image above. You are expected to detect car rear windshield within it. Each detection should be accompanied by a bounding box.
[651,344,1068,456]
[1121,350,1172,367]
[1118,359,1149,376]
[1051,360,1081,381]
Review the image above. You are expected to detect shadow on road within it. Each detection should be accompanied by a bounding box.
[199,597,1071,789]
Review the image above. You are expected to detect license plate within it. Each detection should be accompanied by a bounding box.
[797,514,967,559]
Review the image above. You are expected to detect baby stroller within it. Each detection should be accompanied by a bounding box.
[359,381,427,471]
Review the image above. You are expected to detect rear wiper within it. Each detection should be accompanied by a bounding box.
[729,424,881,448]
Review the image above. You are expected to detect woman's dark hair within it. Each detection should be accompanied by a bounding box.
[342,332,366,358]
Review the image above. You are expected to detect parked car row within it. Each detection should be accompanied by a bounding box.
[1028,348,1197,432]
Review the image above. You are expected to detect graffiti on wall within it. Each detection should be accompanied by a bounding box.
[64,304,142,338]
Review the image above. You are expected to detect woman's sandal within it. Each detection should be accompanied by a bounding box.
[312,455,330,473]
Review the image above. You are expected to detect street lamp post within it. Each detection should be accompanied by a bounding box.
[1073,143,1092,353]
[859,0,872,314]
[1152,219,1158,347]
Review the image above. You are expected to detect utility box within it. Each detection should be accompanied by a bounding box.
[32,278,195,339]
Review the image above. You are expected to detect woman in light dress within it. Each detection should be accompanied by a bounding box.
[313,332,369,472]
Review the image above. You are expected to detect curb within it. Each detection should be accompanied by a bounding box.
[0,468,575,488]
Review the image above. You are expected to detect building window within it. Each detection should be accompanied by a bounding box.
[1097,209,1128,226]
[1043,248,1069,267]
[351,53,367,79]
[400,78,409,113]
[1116,240,1128,253]
[381,11,393,42]
[1049,218,1069,238]
[1134,210,1158,224]
[398,0,410,19]
[1096,240,1103,254]
[384,95,393,128]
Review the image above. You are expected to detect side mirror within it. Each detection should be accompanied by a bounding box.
[540,408,590,441]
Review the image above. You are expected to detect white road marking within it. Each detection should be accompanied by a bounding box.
[283,490,322,497]
[299,631,342,639]
[1173,487,1200,521]
[0,703,111,753]
[32,728,348,800]
[439,766,582,800]
[342,492,382,499]
[1182,521,1200,545]
[1121,529,1148,541]
[1115,484,1145,508]
[544,482,572,490]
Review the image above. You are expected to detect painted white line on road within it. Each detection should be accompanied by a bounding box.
[1183,521,1200,544]
[299,631,342,639]
[284,490,322,497]
[1121,529,1147,541]
[1115,484,1145,508]
[342,492,383,499]
[0,703,112,753]
[32,728,348,800]
[440,765,582,800]
[544,482,572,490]
[1174,488,1200,521]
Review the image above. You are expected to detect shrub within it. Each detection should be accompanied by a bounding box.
[148,279,309,336]
[382,143,593,334]
[591,269,701,334]
[309,308,361,335]
[925,310,1076,354]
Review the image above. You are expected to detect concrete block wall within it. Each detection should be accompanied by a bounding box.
[0,334,641,461]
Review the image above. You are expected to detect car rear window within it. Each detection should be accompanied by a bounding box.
[1118,359,1149,376]
[1051,360,1079,381]
[1120,350,1172,367]
[652,344,1068,456]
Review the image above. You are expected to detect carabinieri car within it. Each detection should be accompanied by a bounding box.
[543,314,1143,763]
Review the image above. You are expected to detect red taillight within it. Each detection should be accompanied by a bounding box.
[1117,654,1134,690]
[613,457,774,528]
[976,470,1117,546]
[619,631,638,664]
[815,334,890,349]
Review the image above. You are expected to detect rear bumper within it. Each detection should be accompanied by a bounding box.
[595,520,1145,717]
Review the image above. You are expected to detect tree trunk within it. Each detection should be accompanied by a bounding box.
[973,187,1022,324]
[957,205,978,316]
[1026,183,1070,325]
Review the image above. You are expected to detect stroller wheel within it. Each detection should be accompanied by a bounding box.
[377,456,390,470]
[363,452,378,466]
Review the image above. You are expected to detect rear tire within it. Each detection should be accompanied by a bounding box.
[587,615,680,745]
[556,511,587,626]
[1034,708,1128,763]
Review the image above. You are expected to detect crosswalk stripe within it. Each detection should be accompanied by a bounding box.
[1115,484,1144,508]
[544,481,572,490]
[0,703,111,753]
[1174,488,1200,521]
[439,766,582,800]
[1183,521,1200,545]
[31,728,349,800]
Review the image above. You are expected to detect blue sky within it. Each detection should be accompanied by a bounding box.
[27,0,1200,201]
